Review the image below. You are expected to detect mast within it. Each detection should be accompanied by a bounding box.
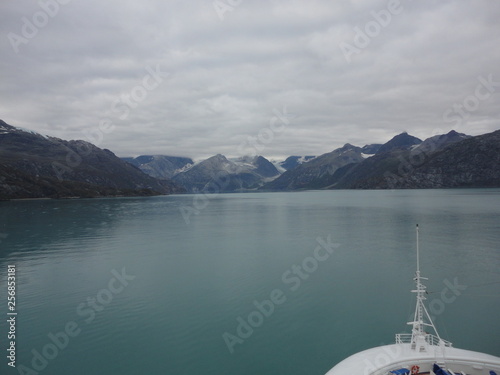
[408,224,442,349]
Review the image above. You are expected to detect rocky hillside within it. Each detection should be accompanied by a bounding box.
[0,120,184,200]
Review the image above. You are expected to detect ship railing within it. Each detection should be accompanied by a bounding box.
[395,333,452,347]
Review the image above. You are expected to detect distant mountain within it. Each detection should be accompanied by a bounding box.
[279,155,316,171]
[376,132,422,154]
[262,144,365,191]
[122,155,193,179]
[172,154,280,193]
[0,120,184,200]
[389,130,500,188]
[329,130,498,189]
[260,130,500,191]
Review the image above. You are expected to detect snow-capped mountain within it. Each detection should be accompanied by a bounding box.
[171,154,280,193]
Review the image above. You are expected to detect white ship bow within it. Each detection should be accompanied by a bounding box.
[325,225,500,375]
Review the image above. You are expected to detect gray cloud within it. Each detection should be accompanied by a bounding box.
[1,0,499,160]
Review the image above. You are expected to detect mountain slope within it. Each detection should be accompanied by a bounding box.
[0,120,184,199]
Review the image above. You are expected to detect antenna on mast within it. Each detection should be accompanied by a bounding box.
[416,224,420,276]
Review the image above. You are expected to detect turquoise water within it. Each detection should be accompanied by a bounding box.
[0,190,499,374]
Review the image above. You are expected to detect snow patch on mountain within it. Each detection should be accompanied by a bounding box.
[173,163,194,175]
[0,123,49,138]
[16,126,49,139]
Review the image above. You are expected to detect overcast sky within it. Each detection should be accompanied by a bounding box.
[1,0,499,160]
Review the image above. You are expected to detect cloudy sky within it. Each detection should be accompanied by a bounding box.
[1,0,499,160]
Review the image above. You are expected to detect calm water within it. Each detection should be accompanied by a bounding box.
[0,190,499,375]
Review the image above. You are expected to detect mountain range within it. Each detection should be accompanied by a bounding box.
[120,129,499,192]
[260,130,498,190]
[1,118,499,200]
[302,130,480,190]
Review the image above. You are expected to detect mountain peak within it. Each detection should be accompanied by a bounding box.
[0,119,11,128]
[415,130,471,153]
[203,154,229,165]
[342,143,357,149]
[377,132,422,154]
